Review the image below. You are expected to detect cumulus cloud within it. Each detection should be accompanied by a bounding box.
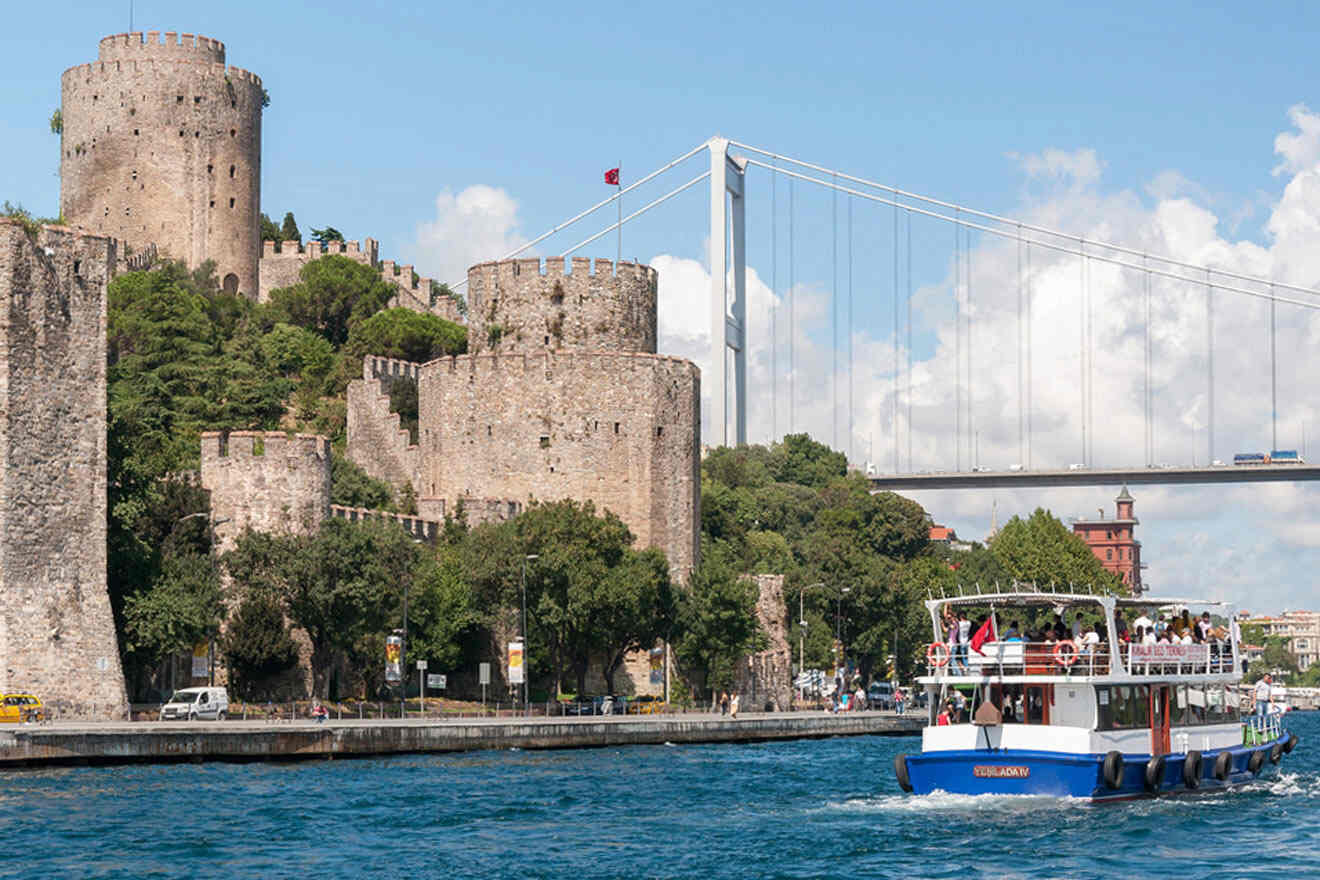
[652,107,1320,611]
[407,185,528,285]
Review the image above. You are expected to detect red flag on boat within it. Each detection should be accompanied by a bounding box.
[970,616,997,655]
[604,168,620,186]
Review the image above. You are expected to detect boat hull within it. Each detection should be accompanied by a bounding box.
[902,735,1289,801]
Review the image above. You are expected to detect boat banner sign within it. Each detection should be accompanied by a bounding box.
[973,765,1030,778]
[1130,644,1210,664]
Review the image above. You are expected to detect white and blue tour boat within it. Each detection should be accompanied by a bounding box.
[894,590,1298,801]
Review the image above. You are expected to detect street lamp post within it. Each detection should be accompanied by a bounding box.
[799,582,826,705]
[174,511,230,688]
[521,554,538,715]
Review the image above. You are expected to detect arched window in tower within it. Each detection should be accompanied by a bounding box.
[229,165,235,178]
[222,273,239,294]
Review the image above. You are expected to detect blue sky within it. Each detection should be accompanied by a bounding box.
[4,1,1320,611]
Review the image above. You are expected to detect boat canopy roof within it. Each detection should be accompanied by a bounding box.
[925,590,1235,615]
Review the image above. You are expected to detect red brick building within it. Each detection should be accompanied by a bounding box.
[1070,486,1144,594]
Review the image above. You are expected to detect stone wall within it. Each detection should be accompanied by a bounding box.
[0,221,129,719]
[467,258,656,355]
[378,259,466,325]
[733,575,792,712]
[257,238,378,302]
[416,351,700,577]
[60,32,264,297]
[345,356,422,491]
[199,431,331,554]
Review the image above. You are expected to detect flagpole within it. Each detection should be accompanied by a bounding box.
[616,161,622,267]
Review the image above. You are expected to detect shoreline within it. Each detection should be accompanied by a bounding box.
[0,711,923,769]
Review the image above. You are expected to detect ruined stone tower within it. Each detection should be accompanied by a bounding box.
[60,32,264,296]
[0,220,129,719]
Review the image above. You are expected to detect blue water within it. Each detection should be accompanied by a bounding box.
[3,714,1317,879]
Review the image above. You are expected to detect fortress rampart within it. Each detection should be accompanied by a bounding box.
[467,258,656,354]
[60,32,263,297]
[346,356,423,492]
[199,431,330,553]
[0,221,129,719]
[329,505,438,542]
[257,238,379,301]
[416,350,700,576]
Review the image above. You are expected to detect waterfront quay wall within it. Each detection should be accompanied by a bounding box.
[0,714,921,767]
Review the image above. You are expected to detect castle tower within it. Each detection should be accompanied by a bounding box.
[59,32,264,296]
[0,220,130,719]
[466,258,657,354]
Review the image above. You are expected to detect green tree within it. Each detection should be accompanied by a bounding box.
[345,308,467,364]
[280,212,301,245]
[595,547,678,694]
[267,255,395,347]
[122,551,223,670]
[224,519,422,697]
[221,591,299,699]
[49,109,62,135]
[330,452,396,511]
[990,508,1123,592]
[673,557,766,697]
[310,226,344,244]
[260,213,280,243]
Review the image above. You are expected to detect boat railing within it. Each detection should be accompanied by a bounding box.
[1244,712,1282,745]
[927,641,1111,677]
[1121,642,1234,677]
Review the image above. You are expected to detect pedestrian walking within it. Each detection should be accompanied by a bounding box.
[730,693,740,719]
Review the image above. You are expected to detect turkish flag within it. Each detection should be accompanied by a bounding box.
[970,617,997,655]
[605,168,620,186]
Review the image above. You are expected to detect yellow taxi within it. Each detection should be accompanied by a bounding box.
[0,693,48,723]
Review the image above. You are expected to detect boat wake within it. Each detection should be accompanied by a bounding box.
[824,791,1087,814]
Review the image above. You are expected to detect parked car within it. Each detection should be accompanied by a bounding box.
[0,693,48,723]
[627,695,665,715]
[867,681,895,710]
[159,687,229,721]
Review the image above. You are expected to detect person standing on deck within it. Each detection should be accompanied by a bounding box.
[1255,674,1273,716]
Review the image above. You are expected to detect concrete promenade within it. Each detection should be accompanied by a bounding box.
[0,711,923,768]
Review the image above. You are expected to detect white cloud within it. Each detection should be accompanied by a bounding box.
[1273,104,1320,177]
[407,185,528,285]
[652,107,1320,612]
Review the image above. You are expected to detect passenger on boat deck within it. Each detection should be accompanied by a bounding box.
[1043,629,1057,645]
[1133,611,1153,632]
[1079,626,1101,654]
[1155,613,1168,636]
[937,702,953,725]
[1052,615,1068,641]
[1197,612,1213,642]
[1114,611,1128,640]
[1002,621,1021,641]
[1072,613,1084,639]
[1255,674,1273,716]
[1140,626,1156,645]
[954,690,967,722]
[957,611,972,673]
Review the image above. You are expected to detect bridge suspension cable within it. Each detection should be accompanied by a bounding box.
[737,158,1320,312]
[729,139,1320,303]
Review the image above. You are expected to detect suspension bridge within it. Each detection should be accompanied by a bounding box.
[449,137,1320,490]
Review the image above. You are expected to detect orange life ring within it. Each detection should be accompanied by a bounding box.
[927,642,950,668]
[1053,639,1079,667]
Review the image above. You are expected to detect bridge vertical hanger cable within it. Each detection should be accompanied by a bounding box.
[832,172,839,450]
[848,196,854,465]
[955,210,962,471]
[1079,241,1087,466]
[907,209,913,473]
[771,161,778,444]
[968,228,975,468]
[1017,227,1023,469]
[1207,268,1214,465]
[789,176,795,434]
[1144,256,1151,467]
[1026,242,1033,470]
[892,200,899,474]
[1270,283,1277,451]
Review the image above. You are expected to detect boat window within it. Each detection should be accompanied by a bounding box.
[1096,685,1149,730]
[1183,684,1208,725]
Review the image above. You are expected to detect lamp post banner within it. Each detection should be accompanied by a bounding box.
[191,642,209,679]
[509,641,525,685]
[385,634,403,684]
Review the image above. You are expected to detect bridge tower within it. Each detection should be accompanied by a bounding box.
[708,137,748,446]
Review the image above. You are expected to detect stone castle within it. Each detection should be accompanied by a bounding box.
[0,30,708,709]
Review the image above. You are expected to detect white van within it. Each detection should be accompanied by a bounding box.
[159,687,230,721]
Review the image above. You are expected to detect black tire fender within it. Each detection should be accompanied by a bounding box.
[1183,750,1202,789]
[1213,751,1232,781]
[1144,755,1166,793]
[894,754,913,793]
[1270,743,1283,765]
[1284,734,1299,754]
[1103,750,1124,790]
[1248,749,1266,774]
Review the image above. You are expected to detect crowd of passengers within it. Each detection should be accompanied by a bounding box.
[938,607,1236,674]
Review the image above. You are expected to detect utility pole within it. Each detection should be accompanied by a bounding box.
[521,554,538,715]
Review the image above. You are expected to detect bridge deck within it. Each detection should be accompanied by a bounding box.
[869,464,1320,490]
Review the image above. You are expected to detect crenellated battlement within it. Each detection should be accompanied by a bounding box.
[257,238,379,302]
[467,257,656,355]
[201,430,330,462]
[329,505,439,542]
[421,349,698,375]
[98,31,226,64]
[62,58,264,91]
[364,355,422,384]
